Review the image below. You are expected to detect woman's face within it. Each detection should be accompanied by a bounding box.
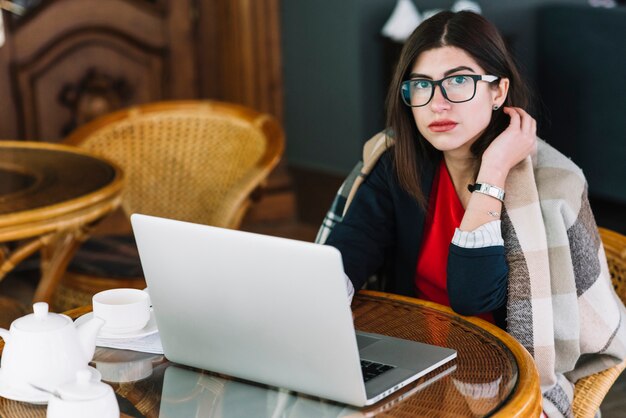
[408,46,507,157]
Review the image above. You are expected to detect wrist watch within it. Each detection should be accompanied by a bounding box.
[467,183,505,202]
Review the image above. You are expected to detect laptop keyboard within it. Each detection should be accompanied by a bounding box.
[361,360,396,382]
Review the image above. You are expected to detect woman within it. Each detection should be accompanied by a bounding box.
[325,11,626,417]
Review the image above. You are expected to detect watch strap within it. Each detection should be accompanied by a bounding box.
[468,183,505,202]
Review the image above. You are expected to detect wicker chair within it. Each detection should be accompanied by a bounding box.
[572,227,626,417]
[53,100,284,310]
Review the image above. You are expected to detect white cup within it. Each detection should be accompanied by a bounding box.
[92,288,151,334]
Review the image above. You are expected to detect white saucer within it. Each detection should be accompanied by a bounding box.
[0,366,101,405]
[75,311,158,340]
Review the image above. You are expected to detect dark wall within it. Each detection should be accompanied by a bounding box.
[281,0,396,175]
[537,4,626,204]
[281,0,588,175]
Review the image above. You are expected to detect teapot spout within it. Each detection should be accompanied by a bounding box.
[76,315,105,362]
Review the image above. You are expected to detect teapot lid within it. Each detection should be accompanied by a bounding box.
[14,302,70,332]
[57,369,112,401]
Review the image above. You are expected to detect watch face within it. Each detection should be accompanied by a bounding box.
[470,183,504,201]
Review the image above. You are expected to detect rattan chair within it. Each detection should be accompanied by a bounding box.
[572,227,626,417]
[53,100,284,310]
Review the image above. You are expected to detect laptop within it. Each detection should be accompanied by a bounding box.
[130,213,457,407]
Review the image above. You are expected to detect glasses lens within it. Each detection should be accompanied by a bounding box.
[441,76,476,103]
[401,76,479,106]
[401,80,433,107]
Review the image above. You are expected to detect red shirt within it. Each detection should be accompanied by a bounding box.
[415,160,495,324]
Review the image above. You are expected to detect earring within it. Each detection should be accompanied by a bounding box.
[493,105,499,110]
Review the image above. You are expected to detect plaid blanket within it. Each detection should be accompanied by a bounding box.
[318,132,626,417]
[503,140,626,416]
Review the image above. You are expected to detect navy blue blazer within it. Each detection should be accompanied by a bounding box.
[326,151,508,326]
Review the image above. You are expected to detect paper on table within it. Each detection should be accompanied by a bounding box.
[96,332,164,355]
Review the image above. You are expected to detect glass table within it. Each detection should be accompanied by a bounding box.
[0,291,542,417]
[0,140,124,303]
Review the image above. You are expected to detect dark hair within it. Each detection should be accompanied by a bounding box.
[386,11,532,206]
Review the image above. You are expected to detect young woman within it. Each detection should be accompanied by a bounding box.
[325,11,626,417]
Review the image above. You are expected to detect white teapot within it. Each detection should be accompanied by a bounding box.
[47,369,119,418]
[0,302,104,391]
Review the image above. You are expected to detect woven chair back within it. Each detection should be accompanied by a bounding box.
[572,227,626,418]
[64,101,284,229]
[599,227,626,304]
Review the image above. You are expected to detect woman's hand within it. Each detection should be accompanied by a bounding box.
[478,107,537,185]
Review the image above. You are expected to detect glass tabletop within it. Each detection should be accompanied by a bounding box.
[352,293,520,417]
[0,142,116,215]
[0,292,539,417]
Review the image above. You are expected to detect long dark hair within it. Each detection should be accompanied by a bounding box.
[386,11,532,206]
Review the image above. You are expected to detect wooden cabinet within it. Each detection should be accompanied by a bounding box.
[0,0,195,140]
[0,0,283,141]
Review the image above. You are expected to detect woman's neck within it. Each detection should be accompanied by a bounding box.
[443,152,478,208]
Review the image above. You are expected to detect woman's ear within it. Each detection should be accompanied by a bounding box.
[492,77,509,108]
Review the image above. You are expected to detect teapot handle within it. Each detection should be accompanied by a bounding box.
[143,287,152,308]
[0,328,10,343]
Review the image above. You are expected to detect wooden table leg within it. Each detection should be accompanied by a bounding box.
[33,228,89,303]
[0,238,49,282]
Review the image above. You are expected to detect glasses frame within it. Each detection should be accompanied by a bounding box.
[400,74,499,107]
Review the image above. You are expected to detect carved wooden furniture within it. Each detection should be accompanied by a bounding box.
[0,0,196,141]
[0,0,283,142]
[0,141,124,303]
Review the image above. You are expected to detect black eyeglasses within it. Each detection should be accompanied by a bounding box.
[400,74,499,107]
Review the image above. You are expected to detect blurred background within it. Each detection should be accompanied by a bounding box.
[0,0,624,239]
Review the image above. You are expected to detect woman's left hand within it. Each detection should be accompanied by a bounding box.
[479,106,537,183]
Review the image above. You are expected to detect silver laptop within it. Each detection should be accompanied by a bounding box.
[130,213,457,407]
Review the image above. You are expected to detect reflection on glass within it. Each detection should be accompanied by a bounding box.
[158,366,361,418]
[158,363,458,418]
[452,376,504,416]
[93,348,164,384]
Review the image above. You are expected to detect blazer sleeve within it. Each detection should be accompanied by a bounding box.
[446,244,508,316]
[325,155,396,291]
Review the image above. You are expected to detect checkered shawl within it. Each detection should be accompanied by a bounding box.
[502,139,626,417]
[318,133,626,417]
